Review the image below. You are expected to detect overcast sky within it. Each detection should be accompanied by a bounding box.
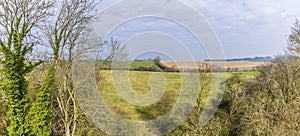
[95,0,300,60]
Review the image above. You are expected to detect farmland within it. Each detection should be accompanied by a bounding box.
[94,70,264,135]
[159,61,266,71]
[96,60,266,72]
[97,70,256,121]
[96,60,164,71]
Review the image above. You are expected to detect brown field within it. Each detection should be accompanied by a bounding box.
[159,61,267,71]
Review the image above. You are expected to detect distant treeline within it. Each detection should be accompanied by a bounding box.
[205,56,273,62]
[96,60,257,73]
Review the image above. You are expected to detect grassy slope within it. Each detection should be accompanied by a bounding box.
[97,70,257,121]
[98,71,181,120]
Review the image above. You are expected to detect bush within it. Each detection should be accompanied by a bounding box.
[235,57,300,135]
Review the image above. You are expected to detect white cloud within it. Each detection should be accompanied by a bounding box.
[97,0,300,59]
[181,0,300,58]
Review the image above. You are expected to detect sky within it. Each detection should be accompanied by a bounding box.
[94,0,300,60]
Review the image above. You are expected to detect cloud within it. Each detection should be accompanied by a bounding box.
[96,0,300,59]
[181,0,300,58]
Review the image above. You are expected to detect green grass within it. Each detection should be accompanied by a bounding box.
[97,70,257,121]
[96,60,163,70]
[97,71,181,120]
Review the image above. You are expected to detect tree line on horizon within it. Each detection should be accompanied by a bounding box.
[205,56,273,62]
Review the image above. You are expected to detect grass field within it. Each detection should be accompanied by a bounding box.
[96,60,163,70]
[97,70,257,121]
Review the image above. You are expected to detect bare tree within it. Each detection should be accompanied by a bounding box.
[44,0,101,135]
[102,38,128,63]
[288,19,300,56]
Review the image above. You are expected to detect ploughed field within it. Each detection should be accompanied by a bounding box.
[159,61,266,71]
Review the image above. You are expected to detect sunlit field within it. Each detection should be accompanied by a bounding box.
[97,70,256,121]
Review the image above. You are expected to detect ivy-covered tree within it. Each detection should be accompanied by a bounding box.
[27,66,55,135]
[0,1,53,135]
